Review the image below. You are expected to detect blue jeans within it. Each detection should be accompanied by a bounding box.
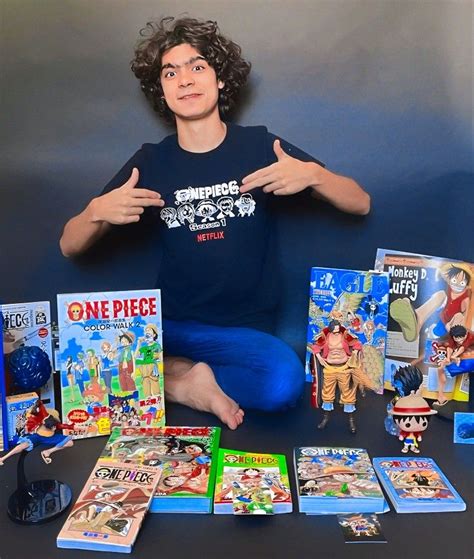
[163,319,305,411]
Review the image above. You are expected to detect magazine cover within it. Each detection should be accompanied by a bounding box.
[1,301,55,409]
[57,460,162,553]
[213,449,292,514]
[101,426,221,513]
[57,290,165,439]
[294,447,387,514]
[372,457,466,513]
[375,249,473,402]
[305,268,389,405]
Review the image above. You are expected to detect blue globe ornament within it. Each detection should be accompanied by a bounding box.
[8,345,52,391]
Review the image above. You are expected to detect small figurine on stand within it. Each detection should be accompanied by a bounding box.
[387,366,437,453]
[0,399,74,466]
[310,319,373,433]
[0,398,77,524]
[0,345,77,524]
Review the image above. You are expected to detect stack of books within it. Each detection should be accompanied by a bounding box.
[373,457,466,513]
[294,447,388,514]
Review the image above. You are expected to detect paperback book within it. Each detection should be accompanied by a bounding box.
[213,449,292,514]
[305,267,389,407]
[372,457,466,513]
[57,290,165,439]
[294,447,388,515]
[374,249,473,402]
[57,460,162,553]
[100,426,221,513]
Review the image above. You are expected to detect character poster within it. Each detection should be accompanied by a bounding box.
[305,267,389,397]
[375,249,473,401]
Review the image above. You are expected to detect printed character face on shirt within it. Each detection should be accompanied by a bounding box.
[177,203,195,224]
[160,43,224,123]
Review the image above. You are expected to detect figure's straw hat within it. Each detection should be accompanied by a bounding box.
[389,392,437,416]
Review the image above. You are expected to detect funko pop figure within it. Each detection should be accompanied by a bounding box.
[389,392,437,453]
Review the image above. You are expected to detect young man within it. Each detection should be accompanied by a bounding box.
[60,17,370,430]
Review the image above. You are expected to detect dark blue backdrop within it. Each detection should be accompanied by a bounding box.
[1,1,473,355]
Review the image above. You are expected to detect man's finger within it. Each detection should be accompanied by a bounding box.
[121,167,140,190]
[271,186,292,196]
[125,207,145,216]
[242,164,276,185]
[262,182,282,194]
[241,173,278,193]
[130,188,162,199]
[273,139,287,160]
[130,197,165,208]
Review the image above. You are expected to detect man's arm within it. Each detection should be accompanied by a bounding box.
[240,139,370,215]
[60,168,164,257]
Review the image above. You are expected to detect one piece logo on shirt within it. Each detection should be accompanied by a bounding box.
[159,179,256,232]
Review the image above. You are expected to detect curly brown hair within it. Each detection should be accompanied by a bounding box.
[131,17,251,124]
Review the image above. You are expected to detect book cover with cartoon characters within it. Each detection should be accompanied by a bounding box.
[305,267,389,405]
[57,460,162,552]
[100,426,221,513]
[372,457,466,513]
[57,290,165,439]
[374,249,473,402]
[213,449,292,514]
[294,447,387,514]
[1,301,55,411]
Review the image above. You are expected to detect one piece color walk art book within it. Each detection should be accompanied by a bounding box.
[57,290,165,438]
[305,267,389,406]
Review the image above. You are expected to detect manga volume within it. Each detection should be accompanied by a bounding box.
[213,449,292,514]
[57,460,162,552]
[372,457,466,513]
[101,426,221,513]
[294,447,388,514]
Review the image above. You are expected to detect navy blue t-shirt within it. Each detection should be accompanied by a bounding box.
[102,123,323,330]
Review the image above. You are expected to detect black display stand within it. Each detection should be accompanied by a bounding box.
[7,450,72,525]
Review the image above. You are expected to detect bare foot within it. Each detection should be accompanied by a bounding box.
[165,358,244,430]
